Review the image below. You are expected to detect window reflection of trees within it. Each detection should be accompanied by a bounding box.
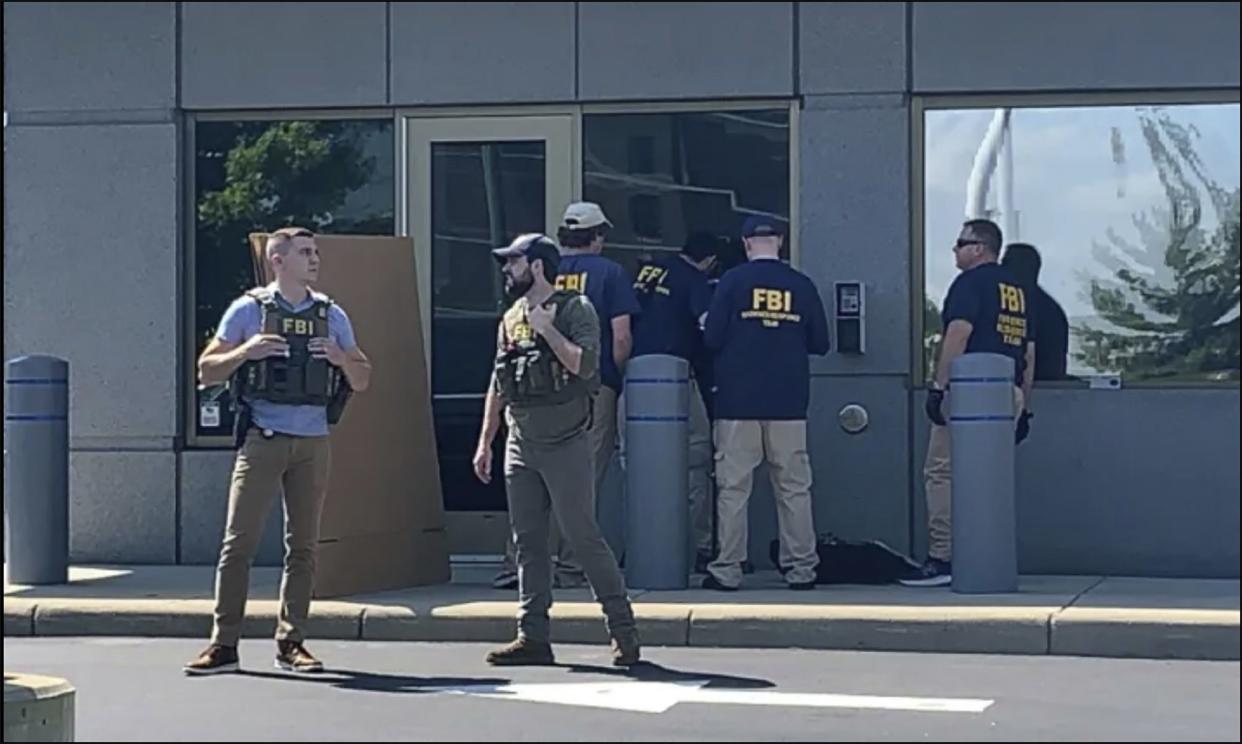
[923,103,1239,384]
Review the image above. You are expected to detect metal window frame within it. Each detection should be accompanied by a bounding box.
[184,99,800,449]
[910,88,1242,391]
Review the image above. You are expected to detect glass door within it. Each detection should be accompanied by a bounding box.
[405,115,574,556]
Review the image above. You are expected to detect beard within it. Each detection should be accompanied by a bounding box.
[504,270,534,302]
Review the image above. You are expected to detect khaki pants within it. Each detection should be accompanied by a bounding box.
[707,419,819,587]
[211,430,331,647]
[505,430,636,643]
[924,387,1024,562]
[616,378,714,554]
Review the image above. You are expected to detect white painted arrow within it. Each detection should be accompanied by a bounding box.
[427,681,994,715]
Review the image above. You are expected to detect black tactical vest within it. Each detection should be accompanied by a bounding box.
[234,288,343,407]
[494,290,593,407]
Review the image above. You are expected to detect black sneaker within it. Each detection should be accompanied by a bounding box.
[611,634,642,667]
[183,644,239,675]
[491,568,519,590]
[789,579,816,591]
[275,640,324,674]
[702,575,739,592]
[486,637,556,666]
[899,558,952,587]
[693,552,712,574]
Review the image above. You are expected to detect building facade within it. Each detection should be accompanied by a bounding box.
[4,2,1239,577]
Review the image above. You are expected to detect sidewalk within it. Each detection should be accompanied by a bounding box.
[4,565,1238,661]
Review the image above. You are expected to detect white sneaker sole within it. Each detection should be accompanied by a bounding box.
[183,661,239,676]
[899,575,952,587]
[275,658,324,674]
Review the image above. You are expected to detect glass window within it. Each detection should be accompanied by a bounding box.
[923,102,1240,384]
[430,140,546,397]
[583,109,791,276]
[191,118,395,441]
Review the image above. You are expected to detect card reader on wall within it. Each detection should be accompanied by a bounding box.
[834,281,865,354]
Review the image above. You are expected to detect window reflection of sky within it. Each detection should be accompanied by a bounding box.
[924,103,1239,376]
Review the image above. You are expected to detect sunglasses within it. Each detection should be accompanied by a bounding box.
[954,239,983,251]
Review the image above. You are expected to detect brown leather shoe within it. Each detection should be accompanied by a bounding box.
[485,637,556,666]
[275,640,324,674]
[183,644,239,675]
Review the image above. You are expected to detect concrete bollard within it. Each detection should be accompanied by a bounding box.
[4,356,70,586]
[623,354,690,589]
[3,674,76,742]
[948,352,1018,594]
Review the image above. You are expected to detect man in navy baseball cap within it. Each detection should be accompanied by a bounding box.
[741,215,783,239]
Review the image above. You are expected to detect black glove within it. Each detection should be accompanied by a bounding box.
[1015,409,1033,445]
[925,387,947,426]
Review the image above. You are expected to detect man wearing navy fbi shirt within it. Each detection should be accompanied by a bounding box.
[701,216,830,591]
[631,232,720,569]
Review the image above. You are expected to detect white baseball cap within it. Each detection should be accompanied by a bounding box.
[561,202,612,230]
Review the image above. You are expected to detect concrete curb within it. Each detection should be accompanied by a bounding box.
[687,605,1052,655]
[14,599,364,641]
[1050,607,1242,661]
[6,597,1237,660]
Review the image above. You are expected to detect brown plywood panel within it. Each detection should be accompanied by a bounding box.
[248,233,448,594]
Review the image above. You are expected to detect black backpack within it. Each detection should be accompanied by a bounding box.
[769,534,920,585]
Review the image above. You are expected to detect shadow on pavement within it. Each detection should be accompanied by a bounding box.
[563,661,775,689]
[234,668,511,694]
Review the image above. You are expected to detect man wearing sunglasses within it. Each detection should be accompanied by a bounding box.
[903,218,1035,587]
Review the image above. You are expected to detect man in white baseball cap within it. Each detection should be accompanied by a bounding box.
[560,201,613,231]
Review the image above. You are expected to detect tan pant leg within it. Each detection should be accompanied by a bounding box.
[707,420,763,588]
[688,379,714,554]
[275,435,331,643]
[211,432,289,647]
[763,420,819,585]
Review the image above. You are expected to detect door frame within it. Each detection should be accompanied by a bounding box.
[403,113,578,372]
[402,112,577,556]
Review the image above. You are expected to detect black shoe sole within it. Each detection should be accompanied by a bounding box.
[789,582,816,591]
[702,577,739,592]
[486,655,556,667]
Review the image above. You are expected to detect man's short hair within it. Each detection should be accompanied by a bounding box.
[1002,242,1042,284]
[962,219,1003,256]
[682,231,721,262]
[557,225,605,249]
[266,226,315,259]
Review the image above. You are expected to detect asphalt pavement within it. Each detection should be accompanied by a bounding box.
[5,638,1238,741]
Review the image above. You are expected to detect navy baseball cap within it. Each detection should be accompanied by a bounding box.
[741,215,782,238]
[493,233,561,271]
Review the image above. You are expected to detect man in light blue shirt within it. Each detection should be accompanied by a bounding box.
[184,227,372,676]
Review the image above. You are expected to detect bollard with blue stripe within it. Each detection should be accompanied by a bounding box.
[4,355,70,585]
[623,354,690,589]
[948,352,1018,594]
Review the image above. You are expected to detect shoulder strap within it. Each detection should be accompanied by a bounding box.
[246,287,278,308]
[308,289,335,308]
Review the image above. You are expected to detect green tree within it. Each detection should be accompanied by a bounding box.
[923,298,943,381]
[1075,109,1240,381]
[195,120,387,345]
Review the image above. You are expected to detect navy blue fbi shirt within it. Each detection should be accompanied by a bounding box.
[703,258,831,420]
[631,254,713,362]
[555,254,642,392]
[941,262,1035,383]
